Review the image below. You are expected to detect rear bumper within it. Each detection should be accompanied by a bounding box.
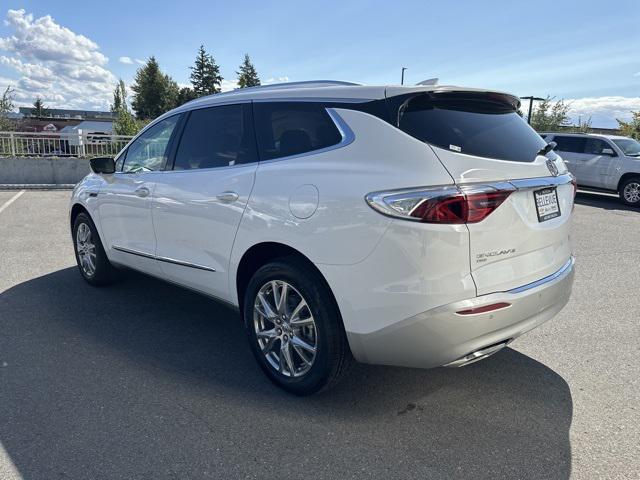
[347,256,575,368]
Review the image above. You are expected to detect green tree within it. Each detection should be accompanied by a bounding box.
[32,97,48,119]
[189,45,222,96]
[110,80,143,136]
[131,56,180,119]
[530,96,570,131]
[176,86,197,106]
[111,79,127,113]
[236,54,260,88]
[617,111,640,140]
[0,85,16,131]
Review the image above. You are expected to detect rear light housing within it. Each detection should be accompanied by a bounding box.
[366,183,515,224]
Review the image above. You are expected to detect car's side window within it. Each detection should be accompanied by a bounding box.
[253,102,343,161]
[584,138,611,155]
[554,136,586,154]
[172,104,257,170]
[121,115,180,173]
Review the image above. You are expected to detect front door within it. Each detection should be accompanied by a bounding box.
[97,114,181,275]
[152,103,258,300]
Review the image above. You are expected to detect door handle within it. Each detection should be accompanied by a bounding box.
[134,187,150,198]
[216,191,239,203]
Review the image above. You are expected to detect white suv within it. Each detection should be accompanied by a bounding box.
[70,81,575,395]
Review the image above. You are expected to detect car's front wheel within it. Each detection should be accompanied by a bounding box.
[243,258,352,395]
[72,212,118,286]
[620,177,640,207]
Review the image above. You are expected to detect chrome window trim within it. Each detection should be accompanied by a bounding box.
[256,107,355,165]
[112,245,216,272]
[508,256,574,294]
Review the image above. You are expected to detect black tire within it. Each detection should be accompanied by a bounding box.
[72,212,118,286]
[619,177,640,207]
[243,258,352,395]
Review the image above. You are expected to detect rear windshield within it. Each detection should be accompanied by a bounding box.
[397,94,547,162]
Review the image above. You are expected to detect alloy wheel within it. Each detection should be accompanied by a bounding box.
[623,182,640,204]
[253,280,318,377]
[76,222,97,276]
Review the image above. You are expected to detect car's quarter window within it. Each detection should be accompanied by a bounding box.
[553,136,587,154]
[172,104,257,170]
[120,115,180,173]
[253,102,343,160]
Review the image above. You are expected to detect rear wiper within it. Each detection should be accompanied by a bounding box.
[537,141,557,157]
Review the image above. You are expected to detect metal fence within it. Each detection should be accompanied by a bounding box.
[0,131,134,158]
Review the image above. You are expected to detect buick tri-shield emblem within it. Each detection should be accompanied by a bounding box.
[546,159,559,176]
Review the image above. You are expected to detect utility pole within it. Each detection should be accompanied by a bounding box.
[401,67,407,85]
[521,96,544,124]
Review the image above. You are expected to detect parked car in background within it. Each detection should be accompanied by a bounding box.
[542,132,640,206]
[69,81,576,395]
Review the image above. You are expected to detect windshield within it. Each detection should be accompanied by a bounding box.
[612,138,640,157]
[398,94,547,162]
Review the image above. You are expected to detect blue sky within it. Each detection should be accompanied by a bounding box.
[1,0,639,126]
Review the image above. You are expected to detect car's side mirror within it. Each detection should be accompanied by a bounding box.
[601,148,615,156]
[89,156,116,174]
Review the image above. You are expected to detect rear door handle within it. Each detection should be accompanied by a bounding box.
[216,191,239,203]
[134,187,150,198]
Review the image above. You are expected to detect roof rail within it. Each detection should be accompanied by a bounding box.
[185,80,362,105]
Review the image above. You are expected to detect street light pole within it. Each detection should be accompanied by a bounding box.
[401,67,407,85]
[521,96,545,124]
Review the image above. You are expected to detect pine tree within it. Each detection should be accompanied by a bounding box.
[111,79,127,113]
[189,45,222,96]
[131,57,180,119]
[32,97,48,119]
[236,54,260,88]
[176,86,197,106]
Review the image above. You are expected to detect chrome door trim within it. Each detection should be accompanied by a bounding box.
[112,245,216,272]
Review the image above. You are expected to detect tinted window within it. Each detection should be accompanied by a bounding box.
[253,102,342,160]
[584,138,611,155]
[612,138,640,156]
[397,94,546,162]
[173,104,257,170]
[121,115,180,173]
[554,136,587,153]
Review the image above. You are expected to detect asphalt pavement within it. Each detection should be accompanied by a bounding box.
[0,190,638,479]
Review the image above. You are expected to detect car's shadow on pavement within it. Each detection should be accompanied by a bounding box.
[0,267,573,479]
[575,190,638,212]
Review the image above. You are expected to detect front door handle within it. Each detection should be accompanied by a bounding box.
[134,187,150,198]
[216,191,239,203]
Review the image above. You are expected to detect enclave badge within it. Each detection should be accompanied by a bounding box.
[546,159,559,176]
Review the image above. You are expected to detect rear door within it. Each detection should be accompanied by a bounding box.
[152,103,258,299]
[394,91,574,295]
[553,135,587,182]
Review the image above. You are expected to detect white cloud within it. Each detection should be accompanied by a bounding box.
[0,9,117,110]
[135,58,145,65]
[118,56,133,65]
[264,76,289,84]
[220,79,238,92]
[565,96,640,126]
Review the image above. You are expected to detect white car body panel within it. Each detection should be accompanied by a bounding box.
[70,81,575,370]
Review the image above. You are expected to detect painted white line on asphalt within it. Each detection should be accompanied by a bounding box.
[0,190,25,215]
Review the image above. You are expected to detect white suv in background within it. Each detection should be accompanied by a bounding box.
[543,132,640,206]
[70,81,575,395]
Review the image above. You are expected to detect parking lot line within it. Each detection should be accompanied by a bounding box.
[0,190,25,215]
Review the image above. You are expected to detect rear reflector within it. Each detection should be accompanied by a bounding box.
[456,302,511,315]
[366,185,515,224]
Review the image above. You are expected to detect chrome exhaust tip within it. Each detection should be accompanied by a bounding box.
[443,340,511,368]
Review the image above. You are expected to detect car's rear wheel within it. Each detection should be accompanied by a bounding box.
[620,177,640,207]
[72,212,118,286]
[243,258,352,395]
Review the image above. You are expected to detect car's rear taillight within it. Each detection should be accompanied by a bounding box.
[366,184,515,224]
